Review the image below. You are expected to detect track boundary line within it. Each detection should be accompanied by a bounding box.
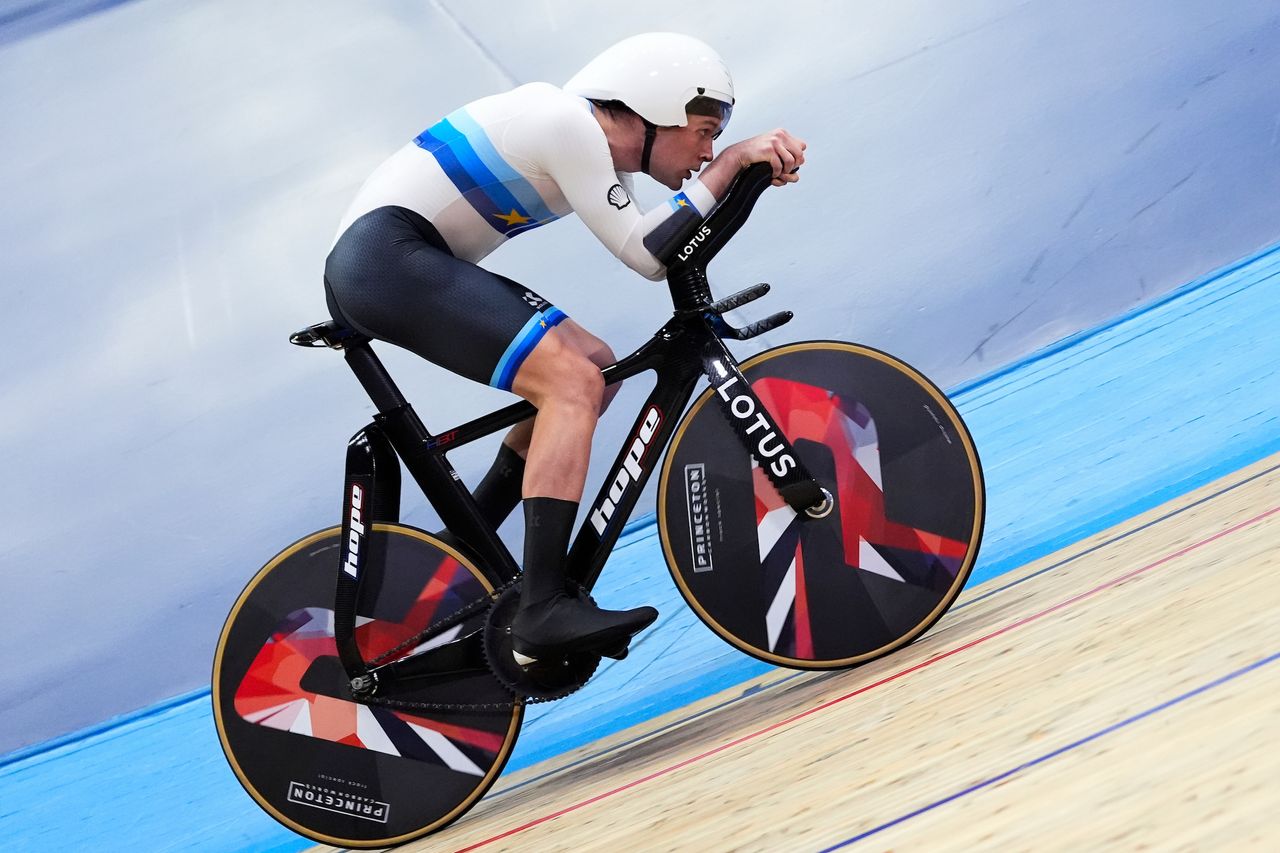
[956,461,1280,611]
[452,505,1279,852]
[817,649,1280,850]
[490,462,1278,800]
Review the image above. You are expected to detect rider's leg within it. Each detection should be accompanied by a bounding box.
[479,320,620,528]
[470,441,526,529]
[324,209,647,654]
[506,326,656,659]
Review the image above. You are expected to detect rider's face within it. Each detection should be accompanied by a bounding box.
[649,115,721,191]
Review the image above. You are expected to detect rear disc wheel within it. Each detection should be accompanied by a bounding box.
[212,523,522,848]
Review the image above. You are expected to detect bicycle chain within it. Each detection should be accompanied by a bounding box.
[357,575,582,713]
[367,576,517,669]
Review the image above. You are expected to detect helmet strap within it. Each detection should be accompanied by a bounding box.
[640,120,658,176]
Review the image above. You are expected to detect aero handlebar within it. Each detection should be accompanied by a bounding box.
[656,163,779,310]
[655,162,775,271]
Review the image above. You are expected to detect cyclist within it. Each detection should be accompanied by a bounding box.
[324,32,806,663]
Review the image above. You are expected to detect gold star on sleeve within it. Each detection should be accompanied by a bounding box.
[493,209,533,226]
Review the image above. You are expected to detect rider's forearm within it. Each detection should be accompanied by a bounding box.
[693,146,748,201]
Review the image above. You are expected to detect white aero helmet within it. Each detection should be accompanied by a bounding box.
[565,32,735,133]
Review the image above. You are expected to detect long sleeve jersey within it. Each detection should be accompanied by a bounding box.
[333,82,715,281]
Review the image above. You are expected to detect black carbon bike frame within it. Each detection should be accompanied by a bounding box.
[300,164,829,697]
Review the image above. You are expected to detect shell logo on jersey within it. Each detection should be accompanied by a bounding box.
[607,184,630,210]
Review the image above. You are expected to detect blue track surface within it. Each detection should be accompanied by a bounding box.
[2,242,1277,852]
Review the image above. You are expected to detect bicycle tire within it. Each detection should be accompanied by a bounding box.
[212,523,522,848]
[658,341,984,669]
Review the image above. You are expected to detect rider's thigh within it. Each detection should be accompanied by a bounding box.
[550,318,617,371]
[510,327,605,411]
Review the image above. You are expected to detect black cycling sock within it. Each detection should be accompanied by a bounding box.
[520,497,578,606]
[473,442,526,528]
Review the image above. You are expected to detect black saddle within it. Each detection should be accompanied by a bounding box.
[289,320,368,350]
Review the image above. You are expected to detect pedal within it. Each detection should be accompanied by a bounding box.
[512,639,628,665]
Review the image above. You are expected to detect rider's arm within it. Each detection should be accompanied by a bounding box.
[527,104,714,281]
[696,130,807,199]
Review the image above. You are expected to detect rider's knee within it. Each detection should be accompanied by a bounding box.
[516,336,604,410]
[589,342,617,372]
[561,356,605,411]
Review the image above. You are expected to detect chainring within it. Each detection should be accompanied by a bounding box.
[482,583,601,702]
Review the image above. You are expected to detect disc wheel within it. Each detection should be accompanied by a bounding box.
[658,341,985,669]
[212,523,522,848]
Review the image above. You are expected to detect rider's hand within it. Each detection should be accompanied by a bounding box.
[726,129,807,186]
[695,129,807,198]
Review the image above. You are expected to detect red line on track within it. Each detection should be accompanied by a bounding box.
[453,505,1279,852]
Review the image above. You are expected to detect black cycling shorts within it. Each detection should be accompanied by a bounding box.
[324,206,566,391]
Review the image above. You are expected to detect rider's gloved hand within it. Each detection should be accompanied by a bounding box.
[725,129,807,186]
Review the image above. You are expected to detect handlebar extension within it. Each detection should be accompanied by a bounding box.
[658,162,777,296]
[705,282,770,314]
[692,281,791,339]
[708,309,793,341]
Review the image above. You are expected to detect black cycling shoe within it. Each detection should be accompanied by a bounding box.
[510,593,658,664]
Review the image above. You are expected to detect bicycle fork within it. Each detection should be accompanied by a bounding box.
[699,333,833,517]
[567,320,833,593]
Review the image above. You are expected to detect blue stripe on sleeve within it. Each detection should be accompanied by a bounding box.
[668,191,700,216]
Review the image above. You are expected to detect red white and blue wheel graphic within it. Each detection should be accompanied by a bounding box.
[658,342,985,669]
[212,524,521,847]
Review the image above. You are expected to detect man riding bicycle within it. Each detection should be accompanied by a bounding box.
[324,32,807,664]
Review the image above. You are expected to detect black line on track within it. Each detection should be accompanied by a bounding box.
[954,461,1280,611]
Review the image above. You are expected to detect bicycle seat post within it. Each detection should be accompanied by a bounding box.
[342,340,411,414]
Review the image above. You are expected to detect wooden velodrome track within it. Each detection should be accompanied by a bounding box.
[313,453,1279,852]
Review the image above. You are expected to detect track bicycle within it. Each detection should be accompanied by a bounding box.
[212,164,985,847]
